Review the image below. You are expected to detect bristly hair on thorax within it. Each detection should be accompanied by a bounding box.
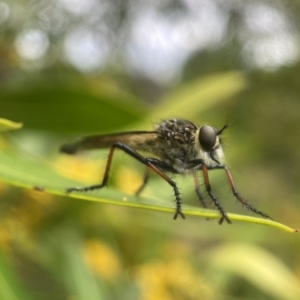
[154,119,225,173]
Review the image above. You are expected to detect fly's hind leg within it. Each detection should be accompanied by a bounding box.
[65,142,185,220]
[65,141,117,194]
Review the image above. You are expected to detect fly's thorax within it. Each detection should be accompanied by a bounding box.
[157,120,198,147]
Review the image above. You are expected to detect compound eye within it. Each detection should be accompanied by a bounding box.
[199,125,217,151]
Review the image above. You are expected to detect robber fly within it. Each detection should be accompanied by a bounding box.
[60,119,272,224]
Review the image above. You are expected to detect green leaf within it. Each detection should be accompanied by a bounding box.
[0,251,35,300]
[150,71,248,120]
[208,244,300,300]
[131,71,248,131]
[0,148,297,233]
[0,118,23,132]
[59,235,109,300]
[0,80,147,133]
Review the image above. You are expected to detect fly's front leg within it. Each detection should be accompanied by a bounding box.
[186,159,231,224]
[223,166,273,220]
[201,165,273,223]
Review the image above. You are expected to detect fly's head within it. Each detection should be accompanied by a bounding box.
[197,123,230,165]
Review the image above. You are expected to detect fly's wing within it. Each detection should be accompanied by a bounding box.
[60,131,159,154]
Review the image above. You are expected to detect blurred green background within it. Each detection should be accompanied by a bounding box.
[1,1,300,299]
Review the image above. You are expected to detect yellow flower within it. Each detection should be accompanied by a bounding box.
[83,239,121,281]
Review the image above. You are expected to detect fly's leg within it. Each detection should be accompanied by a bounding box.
[137,158,184,219]
[201,164,231,224]
[185,159,231,224]
[193,173,208,209]
[193,173,211,221]
[187,159,272,224]
[223,166,273,220]
[135,168,151,196]
[66,142,185,220]
[65,140,116,193]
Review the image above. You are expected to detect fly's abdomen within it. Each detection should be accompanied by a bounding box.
[60,131,159,155]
